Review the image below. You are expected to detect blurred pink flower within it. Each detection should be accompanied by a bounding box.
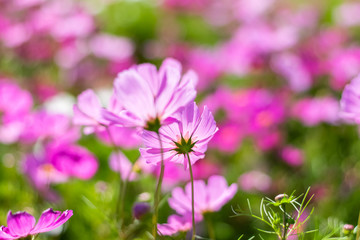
[158,213,202,236]
[96,125,141,149]
[168,175,237,215]
[340,74,360,123]
[0,209,72,239]
[271,52,312,92]
[104,58,197,129]
[235,0,274,22]
[209,122,243,153]
[334,3,360,27]
[46,143,98,180]
[20,111,79,144]
[255,130,282,151]
[280,146,304,167]
[239,170,271,193]
[73,89,108,129]
[0,80,32,144]
[109,152,138,181]
[140,103,218,168]
[89,34,134,62]
[1,23,30,48]
[50,11,94,41]
[186,49,220,90]
[327,48,360,90]
[74,89,141,148]
[292,97,339,126]
[23,154,68,191]
[163,0,207,10]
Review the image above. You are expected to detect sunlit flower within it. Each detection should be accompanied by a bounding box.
[0,208,73,239]
[140,102,218,168]
[103,58,197,132]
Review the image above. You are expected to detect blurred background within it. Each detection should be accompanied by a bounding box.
[1,0,360,239]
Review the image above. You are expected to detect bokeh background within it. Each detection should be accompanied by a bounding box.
[1,0,360,239]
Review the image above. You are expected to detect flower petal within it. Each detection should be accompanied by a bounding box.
[30,208,61,234]
[6,211,35,237]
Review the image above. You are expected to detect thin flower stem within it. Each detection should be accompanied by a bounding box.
[152,132,165,239]
[282,203,287,240]
[356,211,360,240]
[205,214,216,240]
[186,152,196,240]
[105,127,125,236]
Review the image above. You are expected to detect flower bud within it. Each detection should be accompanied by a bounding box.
[275,193,288,202]
[343,224,354,236]
[133,202,151,220]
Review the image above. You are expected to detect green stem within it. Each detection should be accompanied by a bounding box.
[282,204,287,240]
[205,214,215,240]
[105,127,125,237]
[152,132,165,239]
[356,211,360,240]
[186,152,196,240]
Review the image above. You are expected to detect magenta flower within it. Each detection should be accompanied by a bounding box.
[0,80,32,144]
[168,175,237,215]
[140,102,218,168]
[0,208,73,239]
[46,144,98,180]
[103,58,197,131]
[340,74,360,123]
[74,89,141,148]
[280,146,304,167]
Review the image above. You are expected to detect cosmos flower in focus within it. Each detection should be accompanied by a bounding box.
[140,102,218,168]
[0,208,73,239]
[103,58,197,132]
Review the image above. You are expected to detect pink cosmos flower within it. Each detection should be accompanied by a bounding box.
[280,146,304,167]
[0,80,32,144]
[158,213,202,236]
[271,52,312,92]
[103,58,197,131]
[209,122,243,153]
[23,154,68,191]
[140,102,218,168]
[340,74,360,123]
[239,170,271,193]
[89,34,134,62]
[292,97,339,126]
[0,208,73,239]
[73,89,141,148]
[168,175,237,215]
[109,152,138,181]
[20,111,79,145]
[334,3,360,27]
[73,89,108,131]
[46,143,98,180]
[327,48,360,90]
